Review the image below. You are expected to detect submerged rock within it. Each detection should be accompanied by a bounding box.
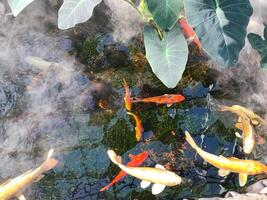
[0,81,16,117]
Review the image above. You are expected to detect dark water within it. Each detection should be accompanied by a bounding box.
[0,1,267,200]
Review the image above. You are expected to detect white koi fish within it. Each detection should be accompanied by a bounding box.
[107,150,182,195]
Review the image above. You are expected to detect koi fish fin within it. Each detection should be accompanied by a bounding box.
[127,112,134,117]
[131,97,142,103]
[218,105,229,112]
[256,135,266,145]
[235,122,243,130]
[47,149,54,160]
[39,150,58,173]
[167,104,173,107]
[237,116,242,123]
[235,132,242,139]
[152,183,166,195]
[239,173,248,187]
[185,131,198,149]
[17,193,26,200]
[260,187,267,194]
[107,150,122,165]
[218,169,230,177]
[140,180,151,189]
[155,164,165,170]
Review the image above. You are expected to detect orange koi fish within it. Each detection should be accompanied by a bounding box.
[127,112,143,141]
[178,17,202,49]
[185,131,267,186]
[132,94,185,107]
[100,151,148,192]
[123,79,132,111]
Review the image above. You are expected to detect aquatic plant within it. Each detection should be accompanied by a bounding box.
[248,24,267,69]
[6,0,254,88]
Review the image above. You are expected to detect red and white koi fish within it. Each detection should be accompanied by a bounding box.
[107,150,182,195]
[100,151,148,192]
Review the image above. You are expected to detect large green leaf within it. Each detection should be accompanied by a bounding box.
[248,25,267,69]
[146,0,183,30]
[184,0,253,67]
[144,25,188,88]
[58,0,102,30]
[7,0,35,16]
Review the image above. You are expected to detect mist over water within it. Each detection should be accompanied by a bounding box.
[0,1,95,178]
[1,0,267,199]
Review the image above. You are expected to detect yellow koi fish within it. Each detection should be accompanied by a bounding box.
[219,105,259,154]
[185,131,267,186]
[0,149,58,200]
[219,105,267,126]
[239,116,255,154]
[107,150,182,195]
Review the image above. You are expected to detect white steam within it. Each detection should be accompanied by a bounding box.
[104,0,143,43]
[0,1,94,178]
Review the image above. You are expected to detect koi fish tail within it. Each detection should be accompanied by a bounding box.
[39,149,58,173]
[127,112,134,117]
[107,150,122,165]
[131,97,142,103]
[217,105,228,111]
[100,184,112,192]
[185,131,198,150]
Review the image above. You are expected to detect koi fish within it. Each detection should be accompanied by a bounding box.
[219,105,267,126]
[0,149,58,200]
[123,79,132,111]
[107,150,182,195]
[185,131,267,186]
[233,115,256,154]
[240,115,256,154]
[232,105,267,126]
[127,112,143,141]
[132,94,185,107]
[100,151,148,192]
[178,17,202,49]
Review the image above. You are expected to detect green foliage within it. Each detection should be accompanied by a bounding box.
[58,0,102,30]
[144,24,188,88]
[184,0,253,67]
[248,25,267,69]
[7,0,34,16]
[146,0,183,30]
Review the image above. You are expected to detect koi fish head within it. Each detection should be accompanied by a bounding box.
[173,95,185,102]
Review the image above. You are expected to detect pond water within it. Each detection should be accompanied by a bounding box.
[1,1,267,200]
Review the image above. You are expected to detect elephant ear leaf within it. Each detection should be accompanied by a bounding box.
[58,0,102,30]
[184,0,253,67]
[144,25,188,88]
[248,25,267,69]
[7,0,35,16]
[146,0,183,30]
